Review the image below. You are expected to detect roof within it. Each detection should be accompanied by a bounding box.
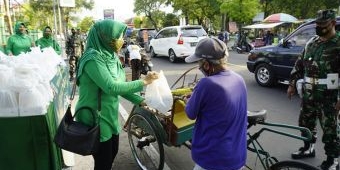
[243,22,285,29]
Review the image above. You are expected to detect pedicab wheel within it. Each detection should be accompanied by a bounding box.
[269,160,319,170]
[127,112,164,170]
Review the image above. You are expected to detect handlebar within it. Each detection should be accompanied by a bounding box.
[256,121,312,142]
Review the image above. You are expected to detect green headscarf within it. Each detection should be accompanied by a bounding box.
[77,19,127,81]
[42,26,52,38]
[85,19,126,55]
[14,22,26,35]
[35,26,61,55]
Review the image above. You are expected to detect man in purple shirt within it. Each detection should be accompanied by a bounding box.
[185,37,247,170]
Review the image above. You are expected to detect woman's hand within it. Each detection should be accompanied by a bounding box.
[287,85,296,100]
[143,71,159,85]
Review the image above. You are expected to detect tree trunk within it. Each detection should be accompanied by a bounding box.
[3,0,12,35]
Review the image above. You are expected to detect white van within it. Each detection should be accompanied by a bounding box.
[149,25,208,63]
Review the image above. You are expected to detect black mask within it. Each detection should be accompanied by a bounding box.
[316,25,330,36]
[199,61,212,77]
[199,67,208,77]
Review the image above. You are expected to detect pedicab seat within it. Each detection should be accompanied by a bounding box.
[167,98,195,146]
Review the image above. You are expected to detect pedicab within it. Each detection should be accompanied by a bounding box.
[124,66,202,170]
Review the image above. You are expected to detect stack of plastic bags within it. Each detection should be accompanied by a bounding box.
[0,47,66,117]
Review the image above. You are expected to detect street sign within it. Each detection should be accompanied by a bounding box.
[104,9,114,20]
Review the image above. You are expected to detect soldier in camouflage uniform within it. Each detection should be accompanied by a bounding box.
[66,28,84,81]
[287,9,340,170]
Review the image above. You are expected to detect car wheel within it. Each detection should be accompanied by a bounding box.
[255,63,276,87]
[169,49,177,63]
[150,47,157,58]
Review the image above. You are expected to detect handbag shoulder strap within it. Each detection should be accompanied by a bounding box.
[98,88,101,111]
[70,79,77,101]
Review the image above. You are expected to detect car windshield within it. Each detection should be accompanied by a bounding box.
[180,27,207,37]
[147,30,157,37]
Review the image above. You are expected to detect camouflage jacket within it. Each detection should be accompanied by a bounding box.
[66,34,84,57]
[289,32,340,93]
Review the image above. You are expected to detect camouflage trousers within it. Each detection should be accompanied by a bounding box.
[69,55,79,79]
[299,88,340,158]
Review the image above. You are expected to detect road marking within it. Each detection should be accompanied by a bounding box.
[119,103,171,170]
[227,63,248,68]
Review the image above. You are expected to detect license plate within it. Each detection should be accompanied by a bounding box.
[190,42,197,46]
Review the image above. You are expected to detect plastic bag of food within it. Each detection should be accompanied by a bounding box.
[0,90,19,117]
[144,70,173,114]
[0,64,13,89]
[19,87,47,116]
[296,79,304,98]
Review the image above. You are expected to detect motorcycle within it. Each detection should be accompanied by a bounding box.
[235,41,253,53]
[232,32,253,54]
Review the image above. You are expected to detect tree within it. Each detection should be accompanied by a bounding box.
[264,0,340,19]
[163,13,179,27]
[167,0,222,31]
[134,0,167,30]
[28,0,94,35]
[220,0,260,30]
[20,3,55,31]
[78,17,94,33]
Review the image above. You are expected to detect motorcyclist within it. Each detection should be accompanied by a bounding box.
[127,41,141,80]
[237,31,252,52]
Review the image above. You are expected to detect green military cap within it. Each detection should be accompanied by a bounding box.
[315,9,336,24]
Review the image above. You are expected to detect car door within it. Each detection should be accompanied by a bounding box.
[159,28,174,56]
[273,27,315,79]
[151,30,165,55]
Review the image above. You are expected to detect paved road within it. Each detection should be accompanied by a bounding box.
[68,51,325,170]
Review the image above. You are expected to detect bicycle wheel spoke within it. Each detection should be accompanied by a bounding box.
[127,113,164,170]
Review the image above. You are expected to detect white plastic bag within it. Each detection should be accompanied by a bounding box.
[296,79,304,98]
[0,90,19,117]
[144,70,173,114]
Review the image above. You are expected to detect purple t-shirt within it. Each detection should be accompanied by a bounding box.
[185,70,247,170]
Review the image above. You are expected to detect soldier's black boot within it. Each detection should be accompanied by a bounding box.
[319,157,339,170]
[291,142,315,159]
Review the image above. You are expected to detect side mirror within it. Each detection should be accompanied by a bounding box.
[282,40,292,48]
[279,39,283,45]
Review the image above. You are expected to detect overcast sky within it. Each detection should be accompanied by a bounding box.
[78,0,173,22]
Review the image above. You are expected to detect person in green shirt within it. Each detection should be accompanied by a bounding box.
[6,22,35,56]
[35,26,61,55]
[75,19,159,170]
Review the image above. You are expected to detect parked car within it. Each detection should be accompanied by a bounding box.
[247,17,340,87]
[149,25,208,63]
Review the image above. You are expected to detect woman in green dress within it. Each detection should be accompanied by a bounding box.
[75,19,158,170]
[35,26,61,55]
[6,22,35,56]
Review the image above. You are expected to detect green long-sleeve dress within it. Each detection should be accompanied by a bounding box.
[36,26,62,55]
[6,22,33,56]
[75,19,145,142]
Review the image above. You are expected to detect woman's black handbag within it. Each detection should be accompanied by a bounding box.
[54,77,102,156]
[54,105,100,156]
